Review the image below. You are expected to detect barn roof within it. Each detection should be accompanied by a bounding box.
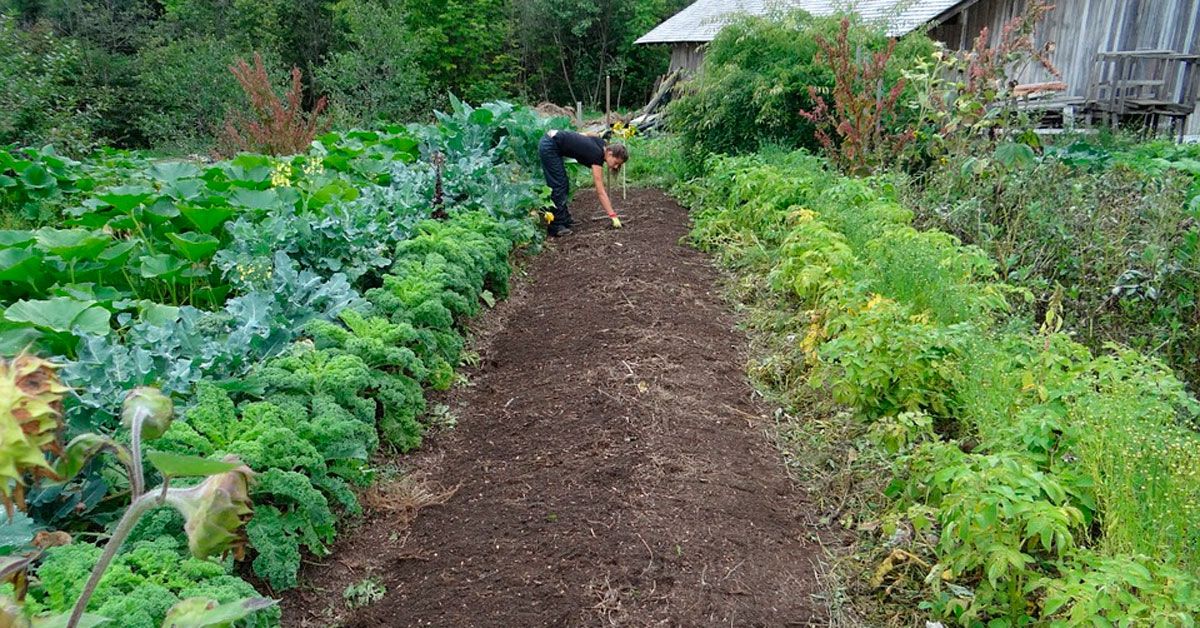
[634,0,965,43]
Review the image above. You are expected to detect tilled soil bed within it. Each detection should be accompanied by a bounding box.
[284,188,827,627]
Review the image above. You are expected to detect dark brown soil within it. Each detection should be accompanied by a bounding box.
[284,189,827,627]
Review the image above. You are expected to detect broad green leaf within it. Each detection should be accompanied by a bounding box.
[3,297,111,335]
[137,254,187,280]
[0,511,35,554]
[151,161,202,181]
[18,164,53,189]
[309,181,358,208]
[51,284,128,306]
[146,451,238,477]
[469,107,495,125]
[179,204,236,234]
[994,142,1037,169]
[142,197,181,224]
[0,248,41,282]
[162,177,204,201]
[139,301,181,326]
[231,188,282,212]
[226,154,272,186]
[0,326,42,355]
[97,240,137,266]
[97,185,155,212]
[383,135,418,156]
[166,232,220,262]
[0,231,35,248]
[162,597,277,628]
[33,228,111,261]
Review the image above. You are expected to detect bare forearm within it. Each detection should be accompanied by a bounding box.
[598,187,615,216]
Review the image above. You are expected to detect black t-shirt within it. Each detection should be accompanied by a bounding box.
[552,131,606,167]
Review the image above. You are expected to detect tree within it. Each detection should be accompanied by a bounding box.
[317,0,431,125]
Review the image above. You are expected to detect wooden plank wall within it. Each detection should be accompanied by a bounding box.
[669,44,707,74]
[930,0,1200,136]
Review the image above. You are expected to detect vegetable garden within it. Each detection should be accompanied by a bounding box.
[3,1,1200,626]
[0,98,565,626]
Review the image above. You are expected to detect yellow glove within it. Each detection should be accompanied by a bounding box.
[610,215,622,229]
[542,211,555,224]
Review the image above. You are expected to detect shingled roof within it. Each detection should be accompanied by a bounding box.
[634,0,964,43]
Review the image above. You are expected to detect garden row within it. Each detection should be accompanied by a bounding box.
[0,98,564,626]
[678,151,1200,625]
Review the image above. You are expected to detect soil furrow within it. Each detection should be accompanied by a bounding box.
[285,188,826,627]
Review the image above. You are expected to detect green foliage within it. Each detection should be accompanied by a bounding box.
[317,0,430,126]
[247,469,337,590]
[0,16,99,155]
[619,134,688,189]
[906,138,1200,390]
[668,12,933,174]
[26,537,279,628]
[396,0,513,103]
[821,296,972,422]
[343,577,386,608]
[0,98,546,624]
[134,37,261,154]
[682,148,1200,625]
[510,0,688,109]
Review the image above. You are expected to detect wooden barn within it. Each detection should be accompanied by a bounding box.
[635,0,1200,137]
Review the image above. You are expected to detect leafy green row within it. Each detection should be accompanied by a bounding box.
[8,99,561,626]
[681,151,1200,626]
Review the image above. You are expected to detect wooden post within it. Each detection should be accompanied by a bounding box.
[605,74,612,191]
[605,74,611,127]
[575,101,583,125]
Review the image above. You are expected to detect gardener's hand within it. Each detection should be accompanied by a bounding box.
[610,214,622,229]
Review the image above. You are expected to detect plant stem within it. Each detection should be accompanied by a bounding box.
[67,490,161,628]
[129,411,146,501]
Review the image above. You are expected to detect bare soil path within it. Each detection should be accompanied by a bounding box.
[285,189,827,627]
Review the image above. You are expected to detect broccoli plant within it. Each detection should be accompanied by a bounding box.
[0,354,272,627]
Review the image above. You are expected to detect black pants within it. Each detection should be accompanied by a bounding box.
[538,135,573,229]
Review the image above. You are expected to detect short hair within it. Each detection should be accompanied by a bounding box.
[607,143,629,162]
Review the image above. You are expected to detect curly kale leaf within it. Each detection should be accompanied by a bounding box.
[248,469,338,590]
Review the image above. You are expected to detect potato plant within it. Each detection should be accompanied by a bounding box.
[680,150,1200,625]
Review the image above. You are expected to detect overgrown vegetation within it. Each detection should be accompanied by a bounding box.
[656,1,1200,624]
[667,11,933,175]
[678,150,1200,626]
[0,0,686,155]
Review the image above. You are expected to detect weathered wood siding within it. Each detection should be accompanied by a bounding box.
[669,43,707,74]
[929,0,1200,136]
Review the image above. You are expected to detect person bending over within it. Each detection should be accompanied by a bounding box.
[537,129,628,237]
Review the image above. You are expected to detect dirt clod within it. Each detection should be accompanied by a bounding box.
[285,189,827,627]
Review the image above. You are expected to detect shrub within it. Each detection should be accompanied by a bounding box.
[135,37,261,154]
[315,0,431,127]
[0,16,99,154]
[218,53,329,157]
[668,11,933,174]
[799,18,915,174]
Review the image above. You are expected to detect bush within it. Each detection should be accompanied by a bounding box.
[316,0,431,127]
[0,15,99,154]
[218,53,329,157]
[135,37,262,154]
[667,11,932,174]
[904,139,1200,387]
